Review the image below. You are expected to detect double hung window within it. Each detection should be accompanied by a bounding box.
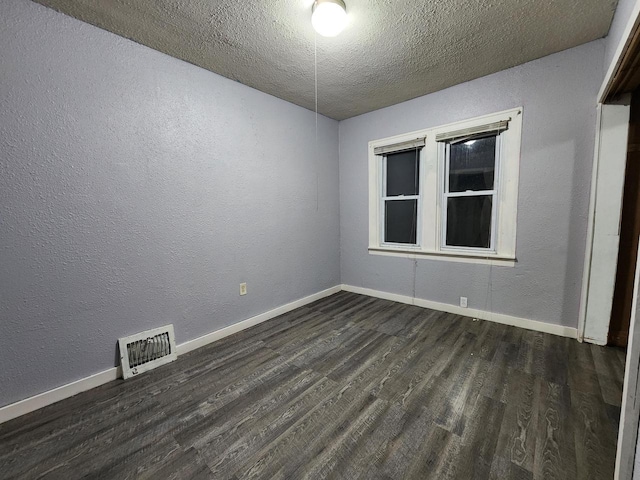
[368,108,522,265]
[378,139,425,245]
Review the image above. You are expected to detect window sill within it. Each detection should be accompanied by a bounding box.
[368,247,516,266]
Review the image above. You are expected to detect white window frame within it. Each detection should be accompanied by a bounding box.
[380,148,423,248]
[440,134,501,254]
[368,107,522,266]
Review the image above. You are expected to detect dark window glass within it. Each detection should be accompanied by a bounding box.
[385,199,417,244]
[446,196,492,248]
[449,136,496,192]
[386,150,419,196]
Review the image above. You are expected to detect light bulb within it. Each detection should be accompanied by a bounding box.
[312,0,347,37]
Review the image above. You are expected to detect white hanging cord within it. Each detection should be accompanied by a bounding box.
[315,33,318,126]
[483,261,493,320]
[412,258,418,301]
[482,243,494,325]
[314,31,319,211]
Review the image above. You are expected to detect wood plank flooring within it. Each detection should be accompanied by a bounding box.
[0,292,625,479]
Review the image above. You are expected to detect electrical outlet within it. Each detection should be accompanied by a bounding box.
[460,296,468,308]
[240,283,247,296]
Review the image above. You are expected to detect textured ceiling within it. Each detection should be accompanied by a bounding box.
[32,0,618,120]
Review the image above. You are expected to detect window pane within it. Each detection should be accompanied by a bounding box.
[386,150,419,196]
[449,136,496,192]
[446,195,492,248]
[385,199,417,244]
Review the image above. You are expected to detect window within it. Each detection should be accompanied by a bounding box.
[368,108,522,265]
[379,140,424,245]
[443,133,499,250]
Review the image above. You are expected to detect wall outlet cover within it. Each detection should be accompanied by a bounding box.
[240,283,247,296]
[460,296,468,308]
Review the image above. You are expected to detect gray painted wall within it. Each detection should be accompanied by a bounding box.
[605,0,637,75]
[0,0,340,408]
[339,40,604,328]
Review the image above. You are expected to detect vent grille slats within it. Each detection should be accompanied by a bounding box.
[118,325,177,379]
[126,333,171,368]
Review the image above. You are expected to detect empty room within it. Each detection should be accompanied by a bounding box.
[3,0,640,478]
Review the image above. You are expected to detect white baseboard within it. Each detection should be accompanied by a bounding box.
[0,367,122,426]
[0,285,341,425]
[1,283,576,425]
[176,285,341,355]
[342,284,578,339]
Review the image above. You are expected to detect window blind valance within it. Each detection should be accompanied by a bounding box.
[435,120,509,144]
[374,137,426,155]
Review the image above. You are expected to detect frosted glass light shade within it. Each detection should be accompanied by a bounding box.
[312,0,347,37]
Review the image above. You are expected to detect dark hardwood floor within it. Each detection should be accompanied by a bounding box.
[0,292,625,479]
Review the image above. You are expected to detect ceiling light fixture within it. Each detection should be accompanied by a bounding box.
[312,0,347,37]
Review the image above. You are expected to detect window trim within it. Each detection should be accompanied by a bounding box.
[368,107,522,266]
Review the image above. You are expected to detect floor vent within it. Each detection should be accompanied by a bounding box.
[118,325,177,379]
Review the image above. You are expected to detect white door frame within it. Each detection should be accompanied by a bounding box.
[616,240,640,479]
[578,103,630,344]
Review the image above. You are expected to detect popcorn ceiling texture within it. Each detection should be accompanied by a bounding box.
[31,0,618,120]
